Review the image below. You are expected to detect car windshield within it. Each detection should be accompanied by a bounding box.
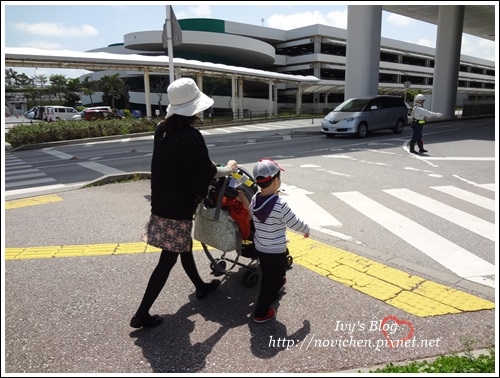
[334,99,370,112]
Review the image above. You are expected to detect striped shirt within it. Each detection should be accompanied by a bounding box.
[250,193,310,254]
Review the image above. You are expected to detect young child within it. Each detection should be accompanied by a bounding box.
[249,158,310,323]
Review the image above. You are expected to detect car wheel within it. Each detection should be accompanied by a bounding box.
[357,123,368,138]
[393,118,405,134]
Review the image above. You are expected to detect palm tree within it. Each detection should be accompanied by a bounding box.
[49,74,68,104]
[81,77,96,106]
[99,74,128,110]
[5,68,19,86]
[150,75,169,117]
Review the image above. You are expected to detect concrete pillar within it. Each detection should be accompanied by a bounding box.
[432,6,464,118]
[345,5,382,99]
[238,77,244,119]
[143,68,151,119]
[268,81,273,116]
[295,83,303,116]
[231,75,237,120]
[274,84,278,116]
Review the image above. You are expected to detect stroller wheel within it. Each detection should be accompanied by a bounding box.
[210,260,226,276]
[242,270,259,288]
[286,254,293,269]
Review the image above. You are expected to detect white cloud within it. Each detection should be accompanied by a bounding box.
[189,4,211,17]
[13,22,99,38]
[461,35,495,62]
[21,40,63,50]
[416,38,435,48]
[267,10,348,30]
[177,4,211,19]
[386,13,414,27]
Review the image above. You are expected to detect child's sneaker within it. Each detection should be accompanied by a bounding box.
[253,308,276,323]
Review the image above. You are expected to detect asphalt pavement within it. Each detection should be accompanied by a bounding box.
[3,116,496,374]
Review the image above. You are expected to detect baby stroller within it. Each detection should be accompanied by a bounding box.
[193,167,293,288]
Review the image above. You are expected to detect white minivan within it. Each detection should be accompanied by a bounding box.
[321,95,408,138]
[45,106,79,121]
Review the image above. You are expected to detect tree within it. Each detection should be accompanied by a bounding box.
[204,76,231,97]
[65,78,82,107]
[5,68,18,86]
[100,74,128,110]
[81,77,96,106]
[16,73,32,86]
[150,75,169,117]
[38,74,48,88]
[49,74,68,104]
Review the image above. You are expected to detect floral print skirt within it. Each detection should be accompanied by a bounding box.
[141,214,193,253]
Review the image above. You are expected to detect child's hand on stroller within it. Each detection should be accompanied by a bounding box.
[226,160,238,173]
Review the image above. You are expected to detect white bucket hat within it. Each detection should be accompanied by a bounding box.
[165,78,214,119]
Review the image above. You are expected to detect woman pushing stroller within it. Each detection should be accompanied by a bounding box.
[130,78,239,329]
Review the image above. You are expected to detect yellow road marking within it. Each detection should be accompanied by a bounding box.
[286,232,494,317]
[6,194,63,209]
[5,234,494,317]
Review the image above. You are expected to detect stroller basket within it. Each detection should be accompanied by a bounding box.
[193,167,261,287]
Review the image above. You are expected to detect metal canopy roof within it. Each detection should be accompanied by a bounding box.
[4,47,320,85]
[382,5,495,41]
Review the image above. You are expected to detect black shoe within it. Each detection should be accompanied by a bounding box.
[410,149,418,154]
[130,314,163,328]
[419,149,428,153]
[196,279,221,299]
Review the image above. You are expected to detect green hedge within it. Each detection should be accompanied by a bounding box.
[5,118,158,148]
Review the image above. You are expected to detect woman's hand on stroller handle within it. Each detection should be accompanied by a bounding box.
[226,160,238,173]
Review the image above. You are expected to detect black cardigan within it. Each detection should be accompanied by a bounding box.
[150,120,216,220]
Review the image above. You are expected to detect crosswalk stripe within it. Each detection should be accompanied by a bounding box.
[5,177,57,188]
[384,188,495,241]
[332,191,496,280]
[281,183,342,227]
[430,185,495,211]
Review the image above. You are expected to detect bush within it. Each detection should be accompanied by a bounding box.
[368,348,495,373]
[5,118,158,148]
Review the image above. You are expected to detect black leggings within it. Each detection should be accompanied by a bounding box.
[254,251,287,317]
[135,249,205,316]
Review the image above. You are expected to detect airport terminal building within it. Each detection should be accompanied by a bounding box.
[82,18,495,116]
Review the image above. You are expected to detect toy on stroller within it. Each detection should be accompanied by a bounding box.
[193,166,293,287]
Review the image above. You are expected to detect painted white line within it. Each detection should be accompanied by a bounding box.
[77,162,125,175]
[280,183,342,227]
[42,149,75,159]
[5,177,57,188]
[4,169,38,175]
[214,128,232,133]
[5,172,46,181]
[466,276,495,288]
[314,226,364,245]
[5,161,27,167]
[453,176,496,192]
[431,185,495,211]
[385,188,495,241]
[332,191,496,279]
[478,183,496,191]
[5,184,69,197]
[422,157,495,161]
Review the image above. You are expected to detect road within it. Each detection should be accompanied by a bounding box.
[5,117,496,292]
[3,116,496,373]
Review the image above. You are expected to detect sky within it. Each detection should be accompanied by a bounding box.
[2,1,498,80]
